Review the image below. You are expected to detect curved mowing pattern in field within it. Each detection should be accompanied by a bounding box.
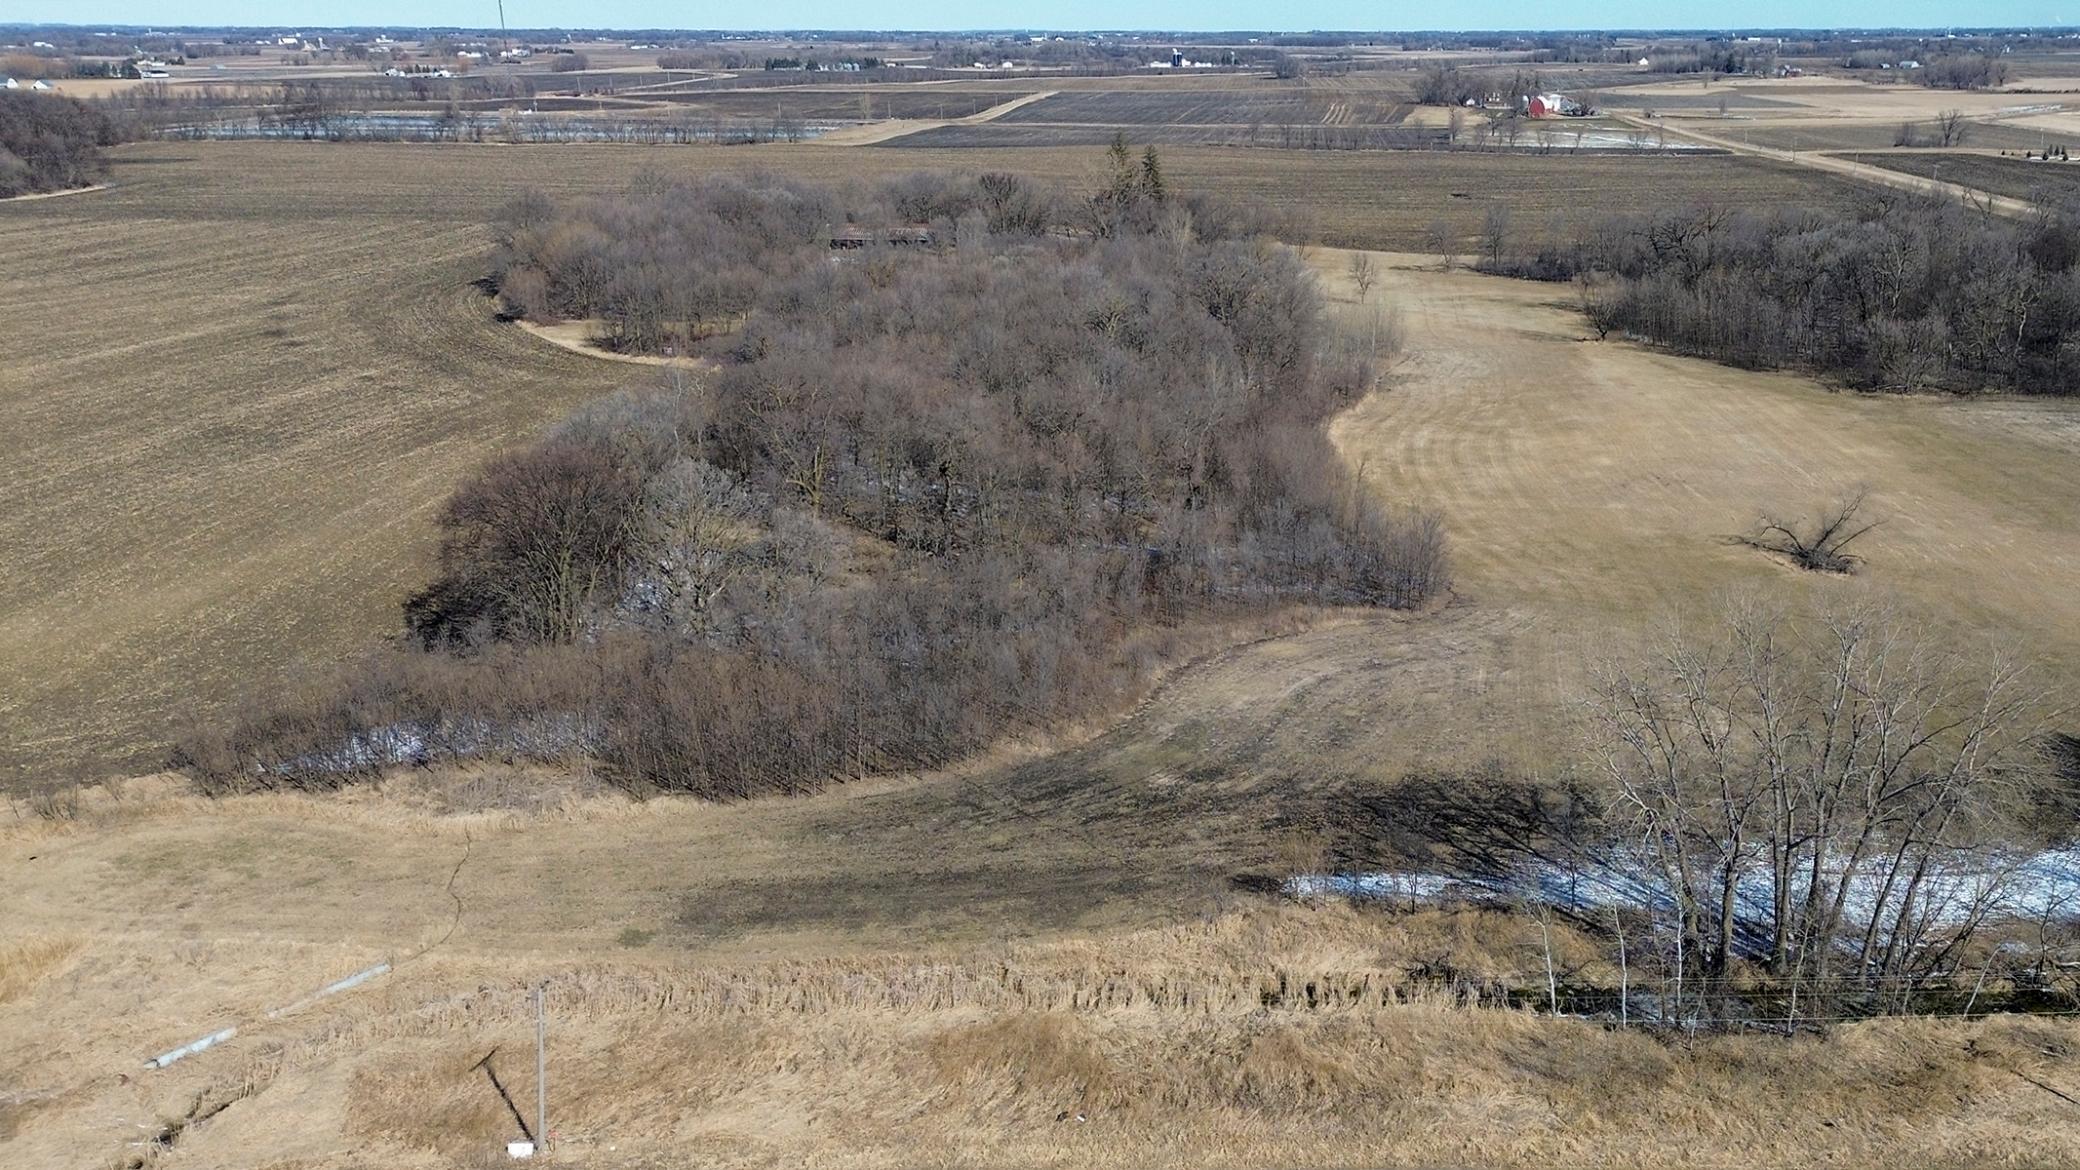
[1324,252,2080,727]
[0,151,628,783]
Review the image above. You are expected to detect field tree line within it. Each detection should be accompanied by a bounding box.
[181,154,1448,796]
[1474,193,2080,395]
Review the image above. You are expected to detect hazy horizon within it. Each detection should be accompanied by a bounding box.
[4,3,2072,34]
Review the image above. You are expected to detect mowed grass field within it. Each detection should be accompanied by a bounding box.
[1323,253,2080,746]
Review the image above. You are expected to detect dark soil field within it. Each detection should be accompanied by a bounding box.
[1735,121,2060,152]
[1840,150,2080,200]
[887,123,1446,148]
[1594,91,1803,109]
[645,87,1025,120]
[994,89,1412,126]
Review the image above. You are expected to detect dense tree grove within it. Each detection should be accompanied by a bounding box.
[1564,197,2080,395]
[187,165,1447,796]
[1414,64,1547,109]
[1914,54,2012,91]
[0,92,118,198]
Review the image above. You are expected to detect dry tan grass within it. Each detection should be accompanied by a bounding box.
[7,138,2080,1167]
[1322,249,2080,767]
[0,182,111,204]
[0,934,83,1006]
[5,875,2076,1169]
[8,733,2080,1167]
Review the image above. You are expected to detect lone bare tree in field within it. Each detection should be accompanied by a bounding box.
[1743,487,1882,573]
[1425,219,1459,271]
[1346,251,1378,299]
[1480,202,1511,268]
[1935,108,1970,148]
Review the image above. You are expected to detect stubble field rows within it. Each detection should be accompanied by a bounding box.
[1840,150,2080,200]
[992,88,1413,126]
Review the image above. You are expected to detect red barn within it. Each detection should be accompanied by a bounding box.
[1526,93,1586,118]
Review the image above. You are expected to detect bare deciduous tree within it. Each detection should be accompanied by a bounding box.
[1743,487,1882,573]
[412,436,647,645]
[1425,219,1459,272]
[1480,202,1512,268]
[1935,108,1970,148]
[1577,274,1616,340]
[1345,250,1378,299]
[1593,597,2052,1002]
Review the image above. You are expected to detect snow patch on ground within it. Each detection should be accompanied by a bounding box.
[274,715,597,776]
[1290,847,2080,938]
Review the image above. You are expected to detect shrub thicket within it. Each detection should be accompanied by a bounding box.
[0,91,117,198]
[185,163,1447,797]
[1558,197,2080,395]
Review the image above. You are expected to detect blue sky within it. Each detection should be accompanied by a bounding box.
[9,2,2073,31]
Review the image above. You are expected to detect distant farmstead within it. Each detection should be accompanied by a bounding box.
[1526,93,1587,118]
